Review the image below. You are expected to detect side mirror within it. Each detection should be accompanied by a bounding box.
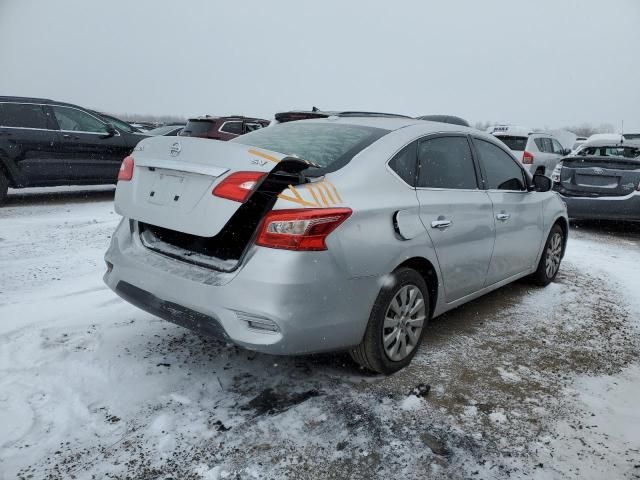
[101,123,117,138]
[562,148,571,156]
[532,173,552,192]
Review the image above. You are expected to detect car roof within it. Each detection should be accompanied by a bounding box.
[274,109,412,123]
[187,115,267,122]
[0,95,84,109]
[416,114,470,127]
[578,139,640,148]
[488,125,533,137]
[299,115,483,135]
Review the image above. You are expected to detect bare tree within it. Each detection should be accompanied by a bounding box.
[563,123,615,137]
[109,112,187,125]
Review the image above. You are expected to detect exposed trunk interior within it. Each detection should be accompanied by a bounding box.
[139,159,314,271]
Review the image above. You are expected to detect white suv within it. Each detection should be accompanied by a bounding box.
[488,125,569,176]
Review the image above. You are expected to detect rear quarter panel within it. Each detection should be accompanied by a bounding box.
[273,124,445,293]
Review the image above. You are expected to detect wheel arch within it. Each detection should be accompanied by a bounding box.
[395,256,439,319]
[0,150,19,187]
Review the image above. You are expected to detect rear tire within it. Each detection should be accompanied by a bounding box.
[530,224,564,286]
[0,170,8,205]
[350,267,430,374]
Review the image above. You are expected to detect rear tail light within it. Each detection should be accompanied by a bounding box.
[118,155,134,181]
[522,151,535,164]
[636,182,640,192]
[213,171,266,203]
[551,162,563,183]
[256,208,352,251]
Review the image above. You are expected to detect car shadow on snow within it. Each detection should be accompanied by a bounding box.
[136,277,534,417]
[4,186,115,206]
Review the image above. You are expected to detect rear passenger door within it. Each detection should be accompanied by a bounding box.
[415,134,495,303]
[472,138,543,284]
[532,136,557,176]
[0,102,62,185]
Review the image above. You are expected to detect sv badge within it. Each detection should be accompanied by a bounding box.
[251,158,268,167]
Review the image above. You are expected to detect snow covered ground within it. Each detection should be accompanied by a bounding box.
[1,188,639,479]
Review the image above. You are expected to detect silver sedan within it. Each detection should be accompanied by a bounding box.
[104,115,568,374]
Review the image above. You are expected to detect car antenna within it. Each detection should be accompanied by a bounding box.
[621,120,624,143]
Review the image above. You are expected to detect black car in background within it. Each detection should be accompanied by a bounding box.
[0,96,147,203]
[146,124,185,136]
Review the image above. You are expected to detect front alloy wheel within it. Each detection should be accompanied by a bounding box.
[530,223,565,286]
[545,231,563,278]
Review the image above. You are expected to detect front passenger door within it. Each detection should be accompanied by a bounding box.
[415,135,495,303]
[472,138,543,284]
[50,105,126,182]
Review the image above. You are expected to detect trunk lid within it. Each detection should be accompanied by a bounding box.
[115,136,289,237]
[558,156,640,197]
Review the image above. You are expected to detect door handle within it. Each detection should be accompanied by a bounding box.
[496,213,511,221]
[62,134,72,139]
[431,219,452,229]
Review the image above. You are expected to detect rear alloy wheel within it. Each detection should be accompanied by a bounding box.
[0,170,8,205]
[351,268,429,374]
[530,224,564,286]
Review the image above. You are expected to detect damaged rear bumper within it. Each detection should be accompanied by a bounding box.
[104,219,379,355]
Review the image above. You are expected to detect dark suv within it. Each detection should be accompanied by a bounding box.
[0,96,148,203]
[179,115,269,140]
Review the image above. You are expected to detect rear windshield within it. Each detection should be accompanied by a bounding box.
[494,135,528,151]
[577,146,640,158]
[231,122,389,173]
[180,119,213,136]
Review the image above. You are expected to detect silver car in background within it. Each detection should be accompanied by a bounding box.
[104,116,568,374]
[489,125,570,177]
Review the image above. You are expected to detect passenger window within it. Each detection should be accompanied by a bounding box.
[417,136,477,189]
[52,106,108,133]
[0,103,49,129]
[220,121,242,135]
[388,142,417,186]
[474,139,526,191]
[244,122,264,133]
[551,139,564,154]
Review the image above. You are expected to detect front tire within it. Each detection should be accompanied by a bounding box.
[350,268,430,374]
[530,224,565,286]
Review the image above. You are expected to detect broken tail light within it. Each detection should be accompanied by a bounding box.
[118,155,135,181]
[256,208,352,251]
[522,151,535,165]
[213,171,266,203]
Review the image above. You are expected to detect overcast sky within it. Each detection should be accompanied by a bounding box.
[1,0,639,130]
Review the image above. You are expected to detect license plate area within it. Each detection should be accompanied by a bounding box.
[148,173,187,206]
[575,174,619,188]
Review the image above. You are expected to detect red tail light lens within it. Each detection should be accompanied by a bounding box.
[256,208,352,251]
[213,171,266,203]
[522,151,534,164]
[118,155,134,181]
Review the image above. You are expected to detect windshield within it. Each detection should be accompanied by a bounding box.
[494,135,528,151]
[180,119,214,136]
[147,125,182,135]
[98,114,138,133]
[577,145,640,158]
[231,122,389,173]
